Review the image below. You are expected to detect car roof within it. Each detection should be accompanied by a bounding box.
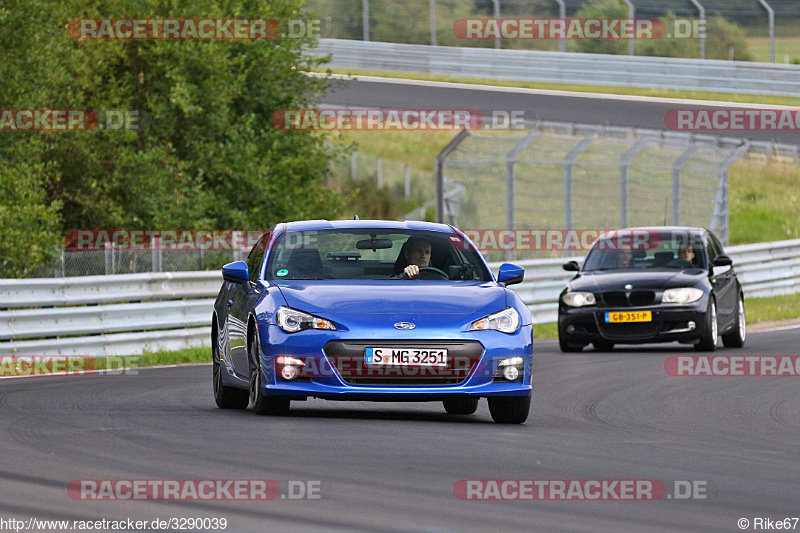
[603,226,707,234]
[281,219,455,233]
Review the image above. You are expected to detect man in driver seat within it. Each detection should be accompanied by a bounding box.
[401,236,432,278]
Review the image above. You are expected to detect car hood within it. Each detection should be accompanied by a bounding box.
[274,280,507,318]
[568,268,707,292]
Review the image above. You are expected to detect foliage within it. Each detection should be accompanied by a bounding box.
[0,0,344,277]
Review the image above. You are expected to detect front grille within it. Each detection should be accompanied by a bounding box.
[598,322,659,339]
[324,340,483,386]
[601,291,655,307]
[345,378,462,386]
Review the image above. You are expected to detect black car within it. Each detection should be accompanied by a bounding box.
[558,227,746,352]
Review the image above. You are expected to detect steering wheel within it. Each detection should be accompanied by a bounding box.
[408,266,449,280]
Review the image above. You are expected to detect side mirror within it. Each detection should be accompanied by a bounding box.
[222,261,250,284]
[712,255,732,267]
[497,263,524,286]
[563,260,580,272]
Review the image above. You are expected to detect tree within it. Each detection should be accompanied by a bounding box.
[0,0,345,277]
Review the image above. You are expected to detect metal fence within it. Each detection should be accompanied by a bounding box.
[1,238,797,355]
[432,124,754,261]
[310,39,800,96]
[306,1,799,62]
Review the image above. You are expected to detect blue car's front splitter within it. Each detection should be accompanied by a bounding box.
[265,381,532,401]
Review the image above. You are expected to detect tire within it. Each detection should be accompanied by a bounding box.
[559,327,584,352]
[488,395,531,424]
[694,298,718,352]
[443,397,479,415]
[592,340,615,352]
[721,295,746,348]
[249,330,290,416]
[213,322,249,409]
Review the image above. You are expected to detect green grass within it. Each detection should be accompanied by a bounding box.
[729,161,800,244]
[315,67,800,107]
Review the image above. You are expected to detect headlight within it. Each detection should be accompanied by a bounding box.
[470,308,521,334]
[562,292,596,307]
[662,288,704,304]
[275,306,336,333]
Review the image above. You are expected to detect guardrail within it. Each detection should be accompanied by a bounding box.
[1,238,798,355]
[309,39,800,97]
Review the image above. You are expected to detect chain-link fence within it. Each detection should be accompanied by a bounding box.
[28,247,245,279]
[305,0,800,62]
[434,122,768,262]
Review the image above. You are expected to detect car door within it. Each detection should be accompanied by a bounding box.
[705,231,736,325]
[227,234,269,379]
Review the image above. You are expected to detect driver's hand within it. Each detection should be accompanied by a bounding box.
[403,265,420,278]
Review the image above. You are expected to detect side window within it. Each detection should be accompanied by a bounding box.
[247,233,270,282]
[705,232,720,266]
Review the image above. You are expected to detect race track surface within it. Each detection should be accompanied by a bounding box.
[1,328,798,532]
[323,78,800,144]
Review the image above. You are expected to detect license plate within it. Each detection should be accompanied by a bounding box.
[605,311,652,323]
[365,347,448,366]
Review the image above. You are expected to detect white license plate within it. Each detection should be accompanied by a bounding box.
[365,347,448,366]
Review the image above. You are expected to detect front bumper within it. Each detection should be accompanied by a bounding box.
[559,304,707,345]
[254,324,533,400]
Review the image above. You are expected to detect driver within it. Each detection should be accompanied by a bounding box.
[666,243,695,268]
[401,236,432,278]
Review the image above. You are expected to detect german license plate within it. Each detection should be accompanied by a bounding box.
[365,347,448,366]
[605,311,652,323]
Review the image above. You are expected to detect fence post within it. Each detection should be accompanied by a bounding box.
[714,142,749,246]
[758,0,775,63]
[429,0,437,46]
[435,129,470,223]
[619,138,649,228]
[493,0,501,50]
[622,0,635,56]
[553,0,566,52]
[404,165,411,199]
[689,0,705,59]
[564,135,595,231]
[672,144,699,226]
[505,131,540,261]
[362,0,370,41]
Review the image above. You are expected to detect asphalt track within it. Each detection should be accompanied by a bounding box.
[321,77,800,144]
[2,327,799,532]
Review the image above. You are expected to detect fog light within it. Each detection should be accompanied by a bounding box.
[688,321,696,330]
[567,325,575,333]
[281,365,299,380]
[502,365,520,381]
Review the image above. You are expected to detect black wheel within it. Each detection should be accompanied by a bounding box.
[558,327,584,352]
[249,330,290,416]
[213,321,249,409]
[488,395,531,424]
[721,294,746,348]
[443,397,479,415]
[592,340,615,352]
[694,298,718,352]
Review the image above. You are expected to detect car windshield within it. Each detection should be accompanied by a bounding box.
[582,230,708,272]
[264,228,491,281]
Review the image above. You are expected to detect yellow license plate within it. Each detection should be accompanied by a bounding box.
[605,311,652,323]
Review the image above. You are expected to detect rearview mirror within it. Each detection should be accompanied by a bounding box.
[563,260,580,272]
[222,261,250,284]
[356,238,393,250]
[498,263,524,286]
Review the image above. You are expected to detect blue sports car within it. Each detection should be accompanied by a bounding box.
[212,219,533,423]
